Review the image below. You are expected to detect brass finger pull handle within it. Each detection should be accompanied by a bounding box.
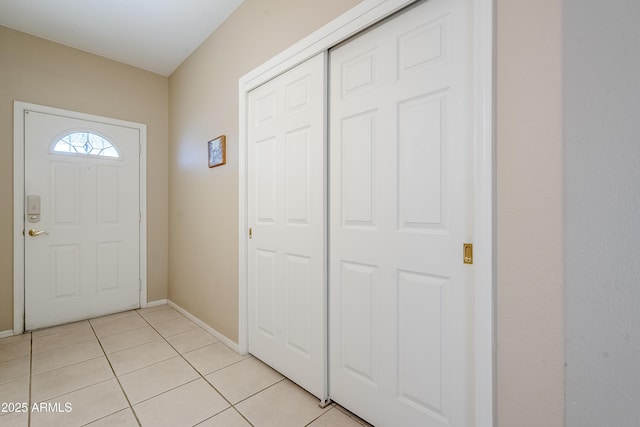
[463,243,473,264]
[28,229,48,237]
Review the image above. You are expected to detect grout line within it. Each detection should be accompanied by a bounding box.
[195,406,256,427]
[193,349,249,375]
[29,319,92,338]
[231,377,288,407]
[28,332,32,427]
[138,308,258,426]
[88,319,142,427]
[114,354,182,378]
[231,406,256,427]
[92,324,150,341]
[102,336,165,358]
[167,338,221,355]
[136,310,241,425]
[304,411,327,427]
[137,312,185,326]
[129,377,202,407]
[30,354,104,378]
[32,372,112,404]
[30,336,98,357]
[144,322,236,408]
[29,323,97,355]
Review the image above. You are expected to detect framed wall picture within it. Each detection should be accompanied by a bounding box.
[208,135,226,168]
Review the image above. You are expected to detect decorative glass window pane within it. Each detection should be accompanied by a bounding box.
[53,132,119,158]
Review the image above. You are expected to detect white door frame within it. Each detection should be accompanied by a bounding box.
[237,0,494,425]
[13,101,148,334]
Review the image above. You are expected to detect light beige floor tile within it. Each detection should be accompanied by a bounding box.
[165,327,218,354]
[136,304,169,315]
[31,356,113,402]
[0,357,30,385]
[90,311,148,338]
[98,326,162,354]
[0,378,29,405]
[89,310,138,325]
[235,380,330,427]
[153,317,199,338]
[84,408,139,427]
[0,339,30,363]
[196,408,252,427]
[30,379,128,427]
[0,410,28,426]
[32,325,96,355]
[310,407,366,426]
[107,339,178,376]
[183,342,246,376]
[138,307,183,325]
[133,379,230,427]
[32,320,91,338]
[119,356,200,404]
[0,333,30,346]
[32,339,103,375]
[205,357,284,404]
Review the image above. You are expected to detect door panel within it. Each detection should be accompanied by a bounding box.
[248,53,327,401]
[25,110,140,330]
[329,0,473,425]
[340,261,378,384]
[341,112,376,227]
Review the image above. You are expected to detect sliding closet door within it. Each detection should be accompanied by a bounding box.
[247,53,327,401]
[329,0,474,425]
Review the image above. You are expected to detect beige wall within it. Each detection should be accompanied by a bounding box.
[496,0,564,426]
[0,26,170,331]
[168,0,361,342]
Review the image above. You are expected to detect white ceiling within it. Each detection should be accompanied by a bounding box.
[0,0,244,76]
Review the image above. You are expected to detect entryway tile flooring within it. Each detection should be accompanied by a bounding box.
[0,305,371,427]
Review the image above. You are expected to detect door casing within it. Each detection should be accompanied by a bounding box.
[238,0,494,425]
[13,101,148,334]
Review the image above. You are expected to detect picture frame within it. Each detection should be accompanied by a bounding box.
[208,135,226,168]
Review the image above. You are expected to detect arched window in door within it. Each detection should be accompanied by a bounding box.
[52,131,120,158]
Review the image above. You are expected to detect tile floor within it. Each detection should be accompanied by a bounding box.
[0,305,371,427]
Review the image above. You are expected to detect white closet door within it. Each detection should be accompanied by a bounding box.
[329,0,474,425]
[247,53,327,401]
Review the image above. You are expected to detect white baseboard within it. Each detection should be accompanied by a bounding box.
[0,330,15,338]
[146,299,168,308]
[167,300,240,354]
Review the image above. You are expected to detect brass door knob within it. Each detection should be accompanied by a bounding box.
[28,229,48,237]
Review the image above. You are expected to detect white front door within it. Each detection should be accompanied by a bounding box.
[24,110,141,330]
[247,53,327,401]
[329,0,474,425]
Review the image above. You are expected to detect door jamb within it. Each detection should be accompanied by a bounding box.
[13,101,148,334]
[237,0,495,425]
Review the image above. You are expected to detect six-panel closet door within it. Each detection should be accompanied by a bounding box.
[247,53,328,402]
[328,0,474,425]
